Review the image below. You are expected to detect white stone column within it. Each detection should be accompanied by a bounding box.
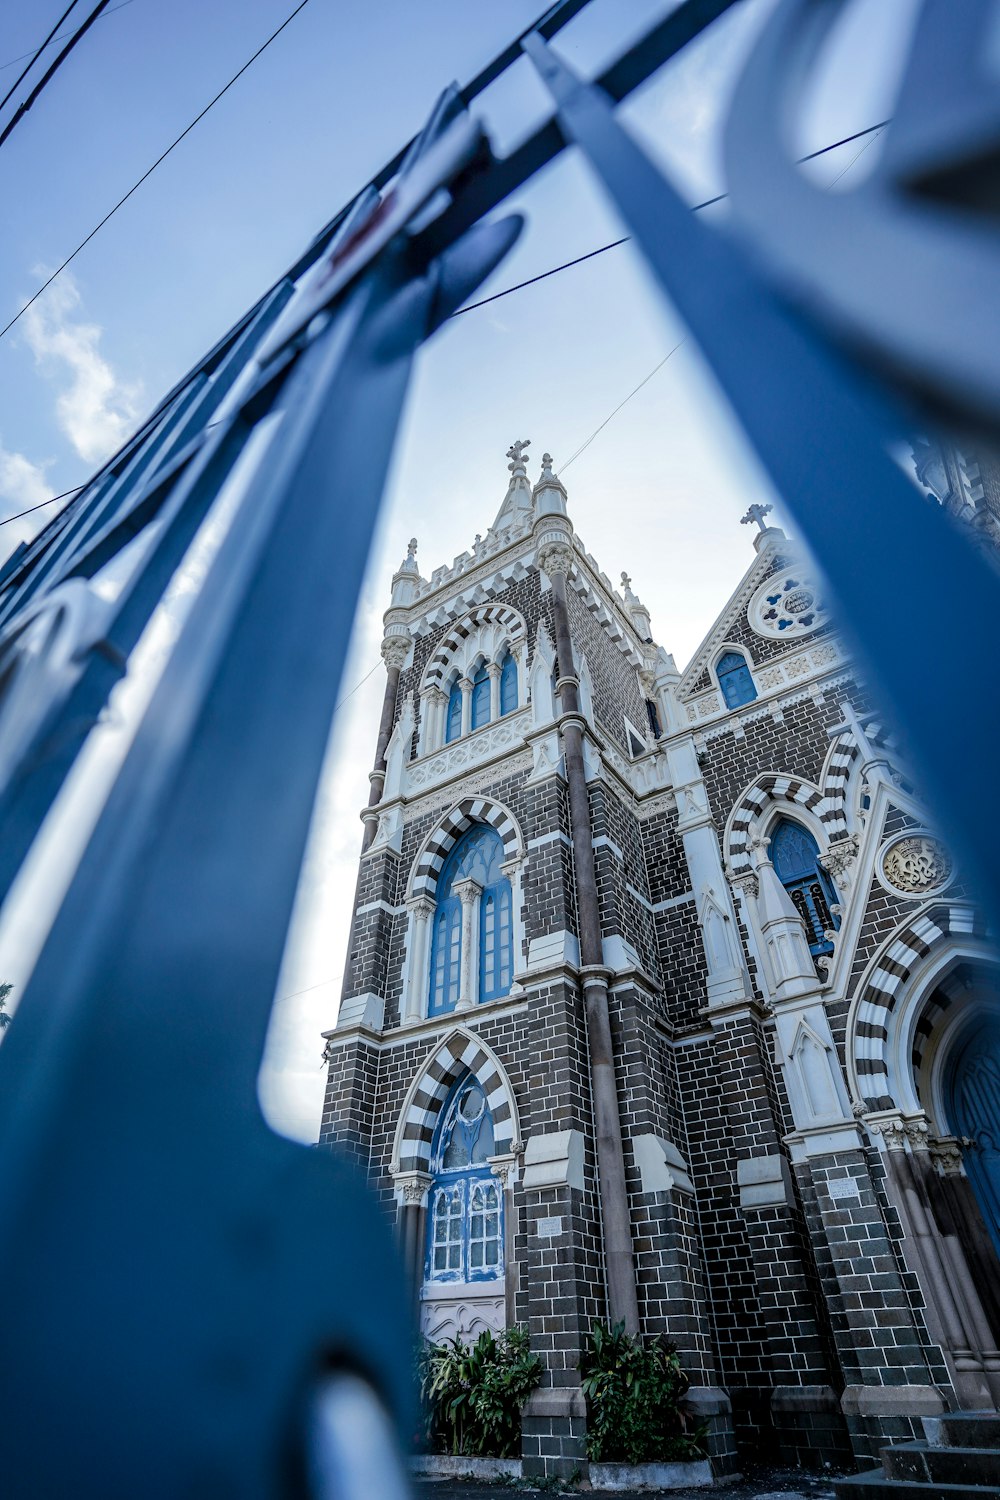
[750,836,817,1001]
[459,677,473,737]
[488,661,501,720]
[500,855,526,992]
[453,878,482,1011]
[402,895,435,1023]
[418,686,437,755]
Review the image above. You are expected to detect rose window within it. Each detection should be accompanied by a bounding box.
[748,568,826,640]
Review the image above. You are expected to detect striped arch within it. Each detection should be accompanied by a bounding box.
[421,605,526,692]
[392,1027,520,1174]
[851,903,991,1110]
[820,718,905,838]
[408,796,523,899]
[727,772,838,875]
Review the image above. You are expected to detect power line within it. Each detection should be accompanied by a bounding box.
[553,120,892,475]
[450,119,891,320]
[0,1,82,117]
[0,1,114,152]
[561,340,686,473]
[0,0,313,342]
[0,484,83,527]
[0,117,893,525]
[0,1,134,74]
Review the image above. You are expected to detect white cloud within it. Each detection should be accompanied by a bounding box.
[0,441,50,512]
[21,271,143,466]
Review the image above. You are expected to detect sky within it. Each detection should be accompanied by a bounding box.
[0,0,910,1139]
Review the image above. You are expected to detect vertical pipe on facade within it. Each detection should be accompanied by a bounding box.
[339,651,402,1009]
[548,563,641,1333]
[362,657,403,853]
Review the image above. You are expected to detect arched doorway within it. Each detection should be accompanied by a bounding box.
[945,1013,1000,1261]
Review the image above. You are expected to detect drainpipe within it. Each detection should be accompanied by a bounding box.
[536,528,640,1334]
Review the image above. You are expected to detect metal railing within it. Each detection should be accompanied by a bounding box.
[0,0,996,1491]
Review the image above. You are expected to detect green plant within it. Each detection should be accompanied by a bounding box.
[0,982,12,1031]
[418,1326,542,1458]
[579,1320,706,1465]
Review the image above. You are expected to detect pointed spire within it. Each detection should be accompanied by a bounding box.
[619,570,653,642]
[750,836,818,999]
[389,535,422,607]
[492,437,534,530]
[532,449,568,521]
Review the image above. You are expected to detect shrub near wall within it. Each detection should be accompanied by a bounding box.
[418,1327,542,1458]
[580,1322,706,1465]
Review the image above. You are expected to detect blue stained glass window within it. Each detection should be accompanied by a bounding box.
[499,649,518,715]
[445,678,462,743]
[426,1077,503,1284]
[770,817,840,957]
[427,825,513,1015]
[471,662,491,730]
[717,650,757,709]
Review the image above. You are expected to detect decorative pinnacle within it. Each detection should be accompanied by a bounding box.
[621,571,632,590]
[740,502,773,533]
[541,451,553,474]
[407,537,417,561]
[506,438,530,474]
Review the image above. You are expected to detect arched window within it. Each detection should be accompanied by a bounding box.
[717,650,757,709]
[445,677,462,743]
[426,1076,503,1284]
[470,661,491,731]
[770,817,839,956]
[499,649,518,716]
[428,826,513,1015]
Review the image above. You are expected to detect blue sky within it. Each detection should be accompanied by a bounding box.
[0,0,907,1137]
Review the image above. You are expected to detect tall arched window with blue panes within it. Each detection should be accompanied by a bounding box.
[770,817,839,957]
[428,825,513,1015]
[445,677,462,743]
[470,661,491,731]
[499,648,518,716]
[426,1076,503,1286]
[717,650,757,709]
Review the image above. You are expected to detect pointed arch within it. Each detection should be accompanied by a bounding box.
[408,796,523,899]
[725,771,836,876]
[421,605,527,694]
[391,1026,521,1174]
[848,902,993,1111]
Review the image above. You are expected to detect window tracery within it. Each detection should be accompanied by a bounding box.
[426,1077,503,1284]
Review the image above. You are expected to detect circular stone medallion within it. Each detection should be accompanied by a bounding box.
[748,566,826,640]
[880,834,954,898]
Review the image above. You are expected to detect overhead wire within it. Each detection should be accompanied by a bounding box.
[0,0,82,116]
[450,119,890,320]
[0,1,134,74]
[0,1,114,152]
[0,115,892,527]
[0,0,314,342]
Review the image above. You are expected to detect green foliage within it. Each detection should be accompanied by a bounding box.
[579,1320,706,1465]
[0,982,11,1031]
[417,1326,542,1458]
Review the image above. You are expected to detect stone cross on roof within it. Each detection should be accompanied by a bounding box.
[506,438,531,473]
[740,502,773,533]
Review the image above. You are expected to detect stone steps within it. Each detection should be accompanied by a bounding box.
[834,1410,1000,1500]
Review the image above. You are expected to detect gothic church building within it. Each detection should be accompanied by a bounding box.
[319,442,1000,1478]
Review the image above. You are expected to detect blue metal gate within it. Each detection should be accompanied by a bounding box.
[0,1,997,1492]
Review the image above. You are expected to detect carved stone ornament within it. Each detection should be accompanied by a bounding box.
[880,834,954,898]
[819,835,859,883]
[866,1114,930,1151]
[535,539,575,577]
[928,1135,966,1177]
[381,635,410,669]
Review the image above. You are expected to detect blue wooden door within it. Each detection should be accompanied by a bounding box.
[945,1014,1000,1261]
